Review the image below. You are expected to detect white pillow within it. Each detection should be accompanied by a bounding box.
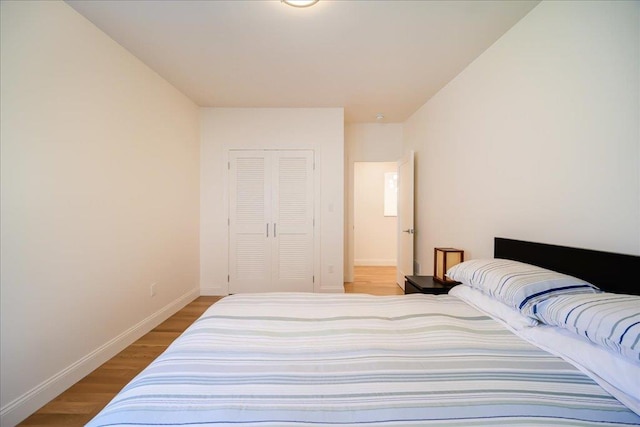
[533,292,640,363]
[446,259,600,318]
[449,284,538,330]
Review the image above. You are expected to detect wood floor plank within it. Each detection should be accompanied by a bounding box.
[34,401,98,415]
[20,414,92,426]
[344,266,404,295]
[18,268,401,426]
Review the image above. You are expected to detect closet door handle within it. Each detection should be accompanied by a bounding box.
[274,223,277,237]
[266,223,269,237]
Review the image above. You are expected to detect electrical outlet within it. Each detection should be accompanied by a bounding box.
[150,283,157,297]
[328,265,334,274]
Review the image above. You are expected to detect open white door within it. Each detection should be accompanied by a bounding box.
[396,150,414,289]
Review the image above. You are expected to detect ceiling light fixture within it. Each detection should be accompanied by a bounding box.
[376,113,385,121]
[282,0,319,8]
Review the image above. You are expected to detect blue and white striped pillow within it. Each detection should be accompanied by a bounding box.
[533,293,640,363]
[446,259,600,317]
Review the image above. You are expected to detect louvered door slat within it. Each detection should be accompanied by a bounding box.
[235,158,265,225]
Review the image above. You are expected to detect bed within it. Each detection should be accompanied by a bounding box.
[87,238,640,426]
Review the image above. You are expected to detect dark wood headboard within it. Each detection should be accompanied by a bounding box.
[494,238,640,295]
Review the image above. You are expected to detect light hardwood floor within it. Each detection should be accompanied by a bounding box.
[19,266,402,426]
[344,265,404,295]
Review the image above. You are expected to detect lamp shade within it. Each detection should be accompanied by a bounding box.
[434,248,464,283]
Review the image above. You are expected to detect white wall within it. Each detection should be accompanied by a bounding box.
[344,123,403,281]
[200,108,344,295]
[403,0,640,275]
[354,162,398,266]
[0,2,201,425]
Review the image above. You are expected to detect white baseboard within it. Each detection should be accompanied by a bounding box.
[318,286,345,293]
[200,284,343,295]
[354,259,397,266]
[200,285,228,296]
[0,287,200,427]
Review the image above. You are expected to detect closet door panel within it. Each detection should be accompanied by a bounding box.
[228,151,271,293]
[272,151,314,291]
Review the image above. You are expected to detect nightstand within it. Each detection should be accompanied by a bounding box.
[404,275,456,295]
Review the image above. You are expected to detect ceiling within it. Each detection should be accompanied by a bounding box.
[66,0,539,123]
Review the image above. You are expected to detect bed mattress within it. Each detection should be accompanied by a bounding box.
[87,293,640,426]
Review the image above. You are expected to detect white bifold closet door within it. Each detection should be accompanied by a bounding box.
[229,150,314,293]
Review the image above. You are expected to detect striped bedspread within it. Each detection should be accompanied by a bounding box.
[87,293,640,426]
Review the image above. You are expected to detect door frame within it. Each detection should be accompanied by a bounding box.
[345,151,414,287]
